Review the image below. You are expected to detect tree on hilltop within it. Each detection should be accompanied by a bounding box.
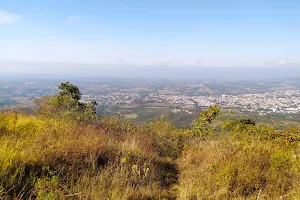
[35,82,97,121]
[58,81,81,101]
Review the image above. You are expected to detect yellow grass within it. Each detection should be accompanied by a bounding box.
[0,110,299,199]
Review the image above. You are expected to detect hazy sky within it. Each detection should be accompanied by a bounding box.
[1,0,300,71]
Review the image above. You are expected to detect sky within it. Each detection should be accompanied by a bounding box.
[1,0,300,75]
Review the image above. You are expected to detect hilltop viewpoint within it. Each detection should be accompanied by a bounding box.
[0,82,299,199]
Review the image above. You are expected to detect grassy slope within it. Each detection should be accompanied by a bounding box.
[0,111,299,199]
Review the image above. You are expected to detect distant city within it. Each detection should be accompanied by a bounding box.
[1,77,300,125]
[84,90,300,113]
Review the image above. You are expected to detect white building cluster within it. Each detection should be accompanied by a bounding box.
[82,89,300,115]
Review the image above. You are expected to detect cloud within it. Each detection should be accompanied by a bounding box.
[279,60,288,65]
[277,60,300,66]
[196,60,202,63]
[66,16,82,24]
[265,60,300,67]
[0,11,22,24]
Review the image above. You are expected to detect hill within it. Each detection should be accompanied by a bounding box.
[0,83,299,199]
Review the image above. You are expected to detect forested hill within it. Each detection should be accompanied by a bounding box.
[0,82,299,199]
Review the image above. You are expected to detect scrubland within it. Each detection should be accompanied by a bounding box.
[0,83,299,199]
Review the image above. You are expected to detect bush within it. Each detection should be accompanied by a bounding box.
[35,82,97,122]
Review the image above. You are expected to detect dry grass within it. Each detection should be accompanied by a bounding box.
[0,110,299,199]
[0,112,180,199]
[177,124,300,200]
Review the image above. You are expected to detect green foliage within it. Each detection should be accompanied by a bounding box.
[58,81,81,101]
[222,118,256,132]
[35,174,59,200]
[234,118,256,125]
[35,82,97,122]
[199,105,221,124]
[190,105,221,136]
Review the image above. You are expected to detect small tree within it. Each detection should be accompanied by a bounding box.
[191,105,221,136]
[58,82,81,101]
[35,82,97,122]
[199,105,221,124]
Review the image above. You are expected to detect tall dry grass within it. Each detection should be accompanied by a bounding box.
[0,109,299,199]
[0,112,181,199]
[177,122,300,200]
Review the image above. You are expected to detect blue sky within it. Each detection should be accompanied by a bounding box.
[1,0,300,71]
